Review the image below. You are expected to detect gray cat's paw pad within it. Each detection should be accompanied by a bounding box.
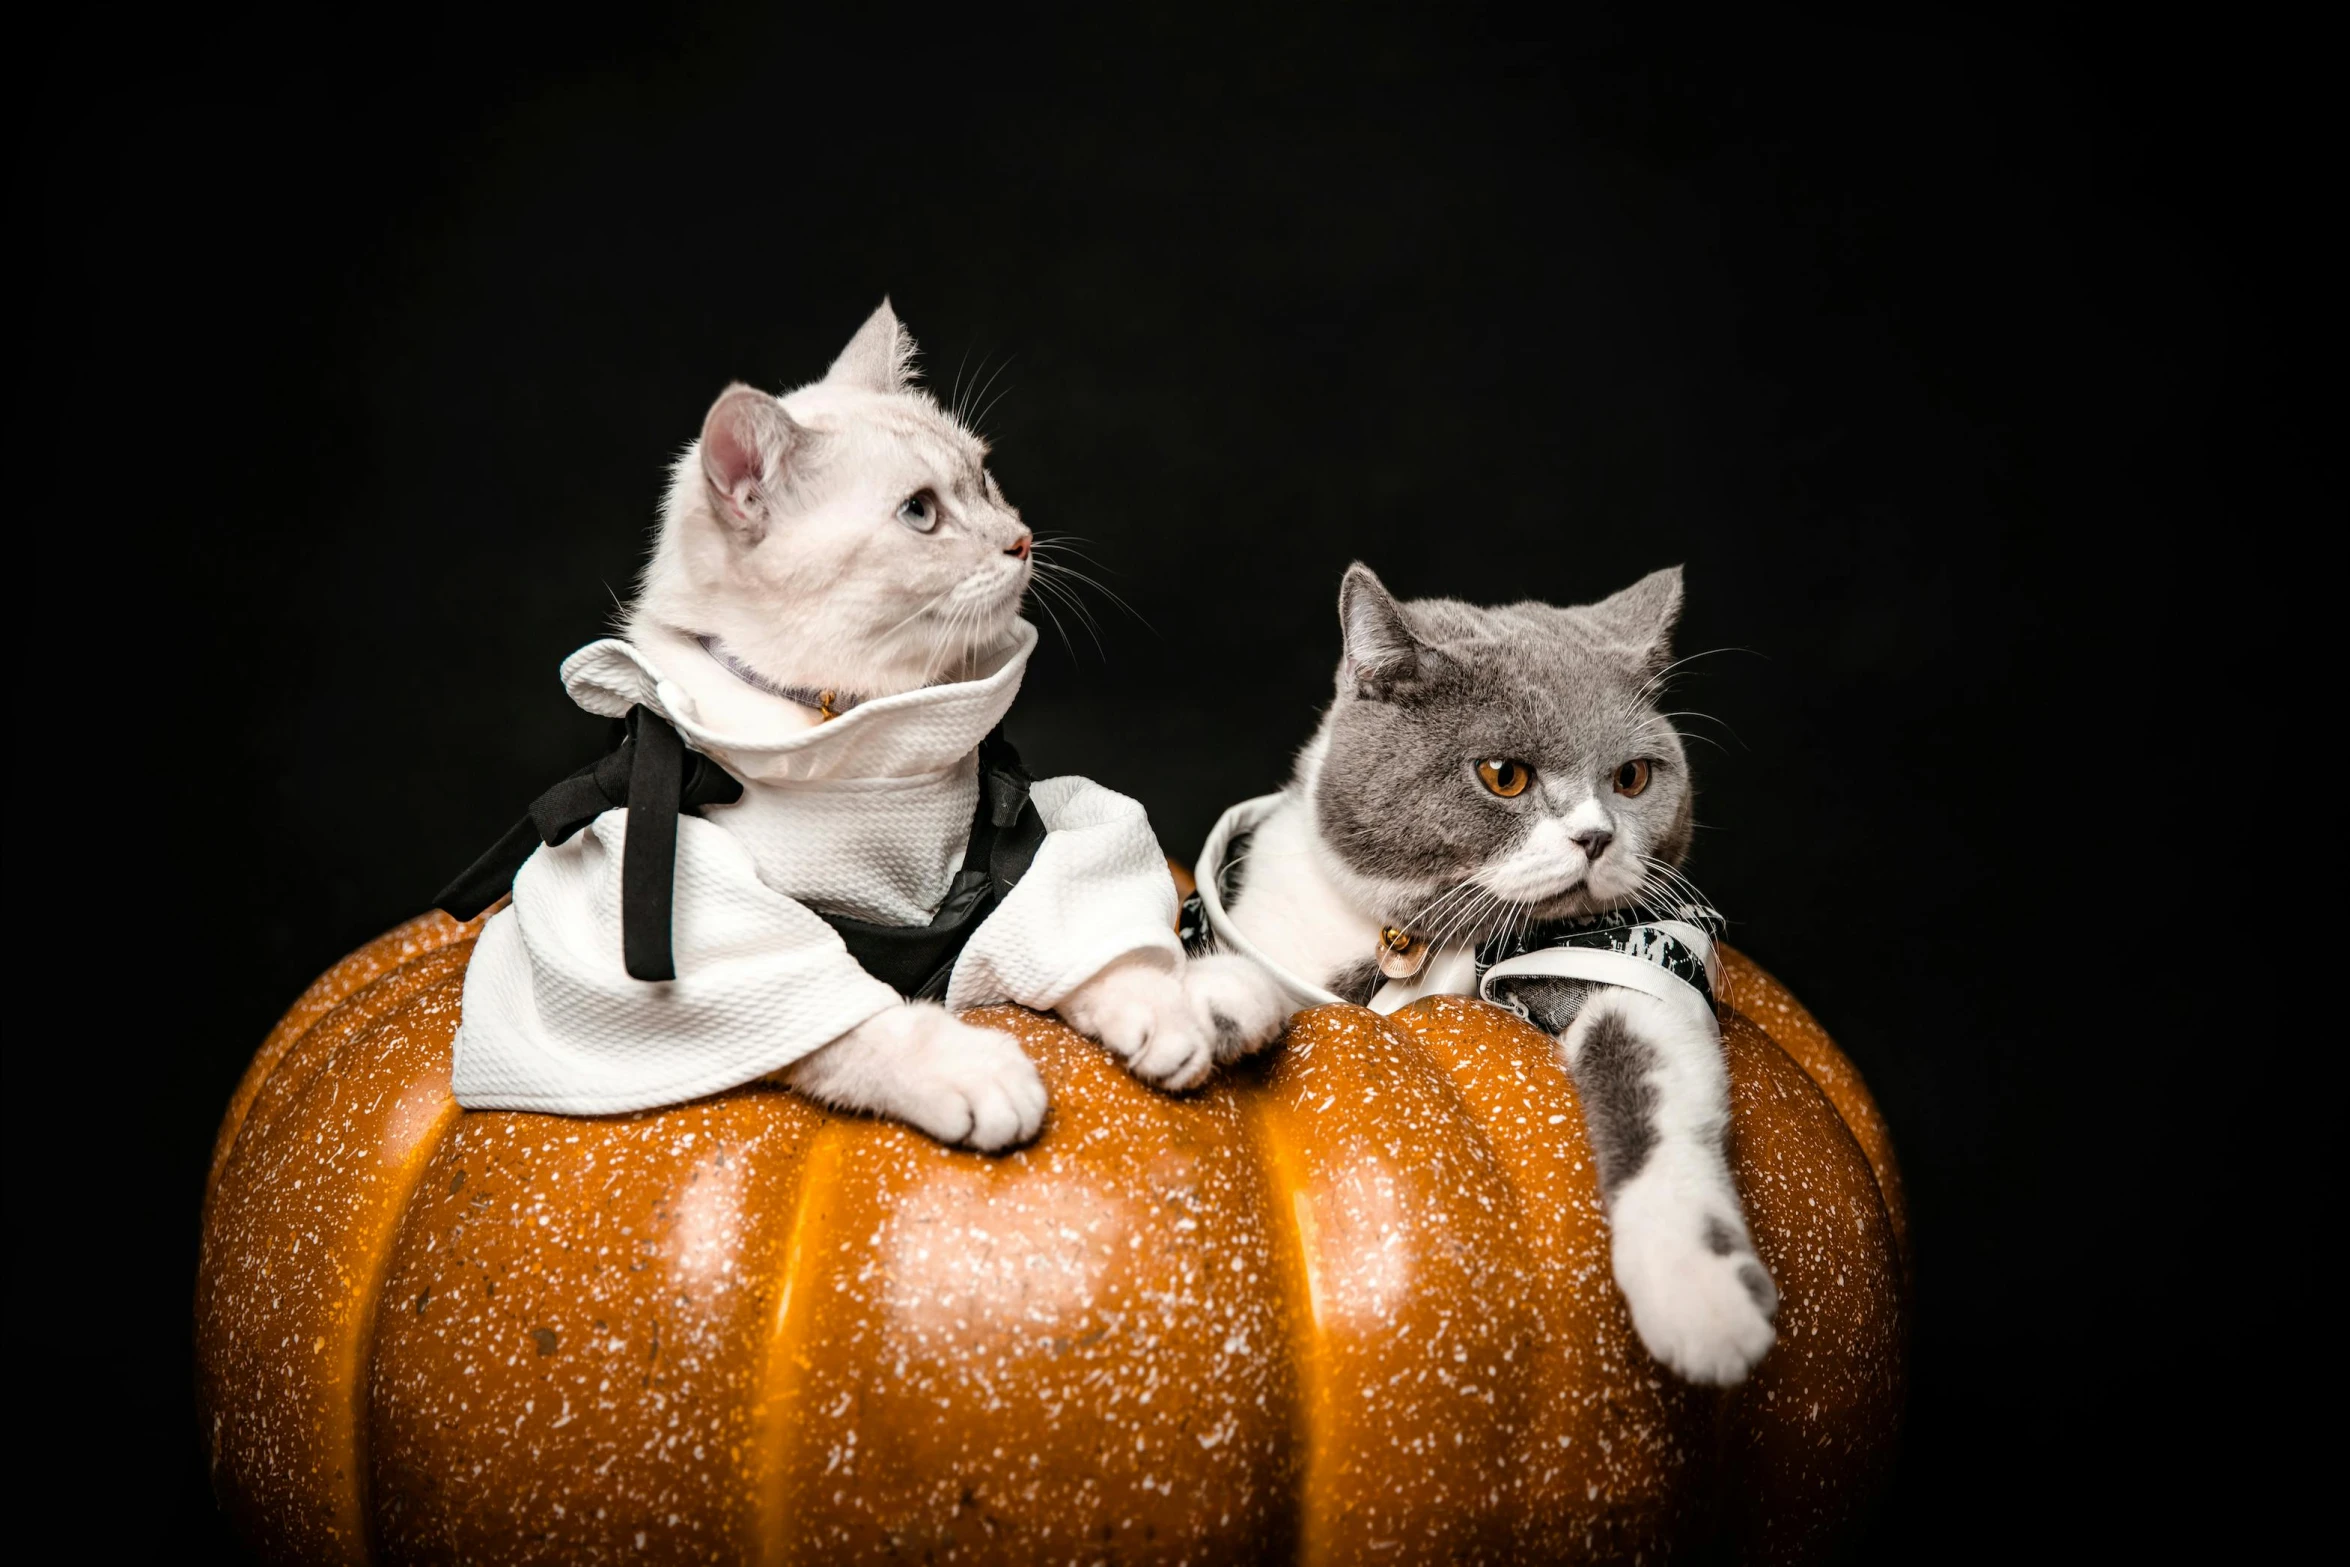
[1181,953,1290,1062]
[1057,961,1214,1092]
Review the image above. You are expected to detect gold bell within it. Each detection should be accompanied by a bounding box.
[816,690,839,722]
[1376,925,1429,981]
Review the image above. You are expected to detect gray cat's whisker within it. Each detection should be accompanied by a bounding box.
[1397,878,1483,939]
[1631,645,1754,706]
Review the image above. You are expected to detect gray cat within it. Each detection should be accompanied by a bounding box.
[1196,564,1778,1385]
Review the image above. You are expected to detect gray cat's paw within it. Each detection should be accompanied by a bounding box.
[1181,952,1291,1062]
[1056,954,1215,1091]
[1608,1178,1778,1386]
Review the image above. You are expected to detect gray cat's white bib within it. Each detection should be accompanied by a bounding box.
[452,620,1182,1115]
[1193,794,1720,1018]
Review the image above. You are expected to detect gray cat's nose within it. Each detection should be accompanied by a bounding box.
[1571,829,1613,863]
[1006,532,1032,561]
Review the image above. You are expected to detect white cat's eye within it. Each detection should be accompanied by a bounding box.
[1614,759,1652,797]
[1476,759,1532,798]
[896,490,939,532]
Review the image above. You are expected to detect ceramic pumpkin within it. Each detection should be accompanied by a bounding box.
[197,911,1906,1565]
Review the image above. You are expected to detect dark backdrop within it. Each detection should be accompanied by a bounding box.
[18,5,2309,1560]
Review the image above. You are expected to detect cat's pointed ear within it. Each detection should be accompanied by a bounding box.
[1590,565,1684,675]
[1339,563,1424,697]
[825,298,918,394]
[698,383,808,545]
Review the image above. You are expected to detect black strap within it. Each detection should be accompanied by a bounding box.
[434,707,744,981]
[434,712,1041,999]
[619,708,687,980]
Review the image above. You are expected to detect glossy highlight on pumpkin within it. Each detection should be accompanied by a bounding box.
[197,912,1907,1564]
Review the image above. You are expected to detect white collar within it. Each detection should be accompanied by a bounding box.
[1196,794,1346,1009]
[1196,793,1484,1017]
[559,619,1037,786]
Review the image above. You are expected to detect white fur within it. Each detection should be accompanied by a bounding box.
[1218,788,1386,992]
[1563,987,1775,1385]
[617,301,1283,1144]
[627,307,1034,706]
[782,1002,1046,1151]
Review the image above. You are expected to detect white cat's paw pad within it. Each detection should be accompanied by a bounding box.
[1616,1217,1779,1386]
[1183,954,1290,1062]
[899,1022,1048,1152]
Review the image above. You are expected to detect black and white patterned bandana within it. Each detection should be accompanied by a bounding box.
[1475,902,1727,1008]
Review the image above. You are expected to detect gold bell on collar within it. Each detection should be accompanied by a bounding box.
[1376,924,1430,981]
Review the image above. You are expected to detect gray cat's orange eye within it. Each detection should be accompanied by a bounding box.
[1477,759,1532,798]
[1614,759,1652,797]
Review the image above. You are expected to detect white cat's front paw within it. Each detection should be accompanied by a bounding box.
[1182,952,1290,1063]
[892,1013,1051,1150]
[1608,1176,1778,1386]
[1056,953,1214,1091]
[787,1004,1047,1151]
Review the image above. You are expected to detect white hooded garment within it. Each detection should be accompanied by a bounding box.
[451,620,1181,1115]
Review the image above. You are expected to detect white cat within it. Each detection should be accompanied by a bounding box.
[448,302,1285,1147]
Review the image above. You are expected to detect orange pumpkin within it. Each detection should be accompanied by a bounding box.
[197,912,1906,1564]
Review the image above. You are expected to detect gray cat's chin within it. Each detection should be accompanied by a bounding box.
[1524,884,1645,924]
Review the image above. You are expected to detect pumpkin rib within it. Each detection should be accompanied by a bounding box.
[1234,1084,1322,1567]
[1257,1004,1538,1563]
[209,943,475,1220]
[752,1125,850,1567]
[1391,993,1716,1551]
[1717,949,1910,1270]
[198,953,470,1566]
[206,912,475,1203]
[347,1051,468,1567]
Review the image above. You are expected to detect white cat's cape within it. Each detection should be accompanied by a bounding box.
[451,620,1181,1114]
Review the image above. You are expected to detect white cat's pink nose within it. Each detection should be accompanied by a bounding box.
[1006,533,1032,561]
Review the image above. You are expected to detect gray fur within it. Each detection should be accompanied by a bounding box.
[1739,1262,1779,1317]
[1704,1216,1738,1256]
[1573,1011,1659,1194]
[1310,562,1695,930]
[1495,975,1595,1034]
[1325,957,1383,1006]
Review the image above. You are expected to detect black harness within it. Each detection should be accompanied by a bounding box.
[435,707,1045,1001]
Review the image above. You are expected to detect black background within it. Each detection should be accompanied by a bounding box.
[18,4,2310,1560]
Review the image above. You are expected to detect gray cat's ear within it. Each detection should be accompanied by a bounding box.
[1590,565,1685,675]
[698,383,809,545]
[825,298,918,394]
[1339,563,1424,697]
